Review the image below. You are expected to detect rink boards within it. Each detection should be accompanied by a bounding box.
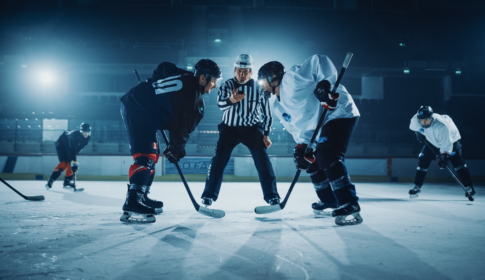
[1,155,485,182]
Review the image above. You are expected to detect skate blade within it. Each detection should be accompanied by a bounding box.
[74,188,84,192]
[154,208,163,214]
[313,209,333,217]
[254,204,282,215]
[198,206,225,218]
[120,211,156,224]
[335,213,363,226]
[409,193,419,199]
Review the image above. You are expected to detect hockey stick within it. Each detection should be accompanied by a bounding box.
[71,171,84,192]
[255,52,354,214]
[0,177,45,201]
[134,69,225,218]
[424,141,474,201]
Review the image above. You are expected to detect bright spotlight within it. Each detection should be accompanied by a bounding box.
[39,71,55,85]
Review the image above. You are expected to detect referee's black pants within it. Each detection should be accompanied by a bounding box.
[201,123,280,203]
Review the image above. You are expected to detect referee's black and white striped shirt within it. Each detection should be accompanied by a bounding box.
[217,78,273,136]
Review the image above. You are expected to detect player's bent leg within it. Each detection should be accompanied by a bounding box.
[144,169,163,214]
[309,166,338,216]
[46,161,69,190]
[453,161,475,197]
[320,157,362,226]
[411,148,434,198]
[129,153,163,214]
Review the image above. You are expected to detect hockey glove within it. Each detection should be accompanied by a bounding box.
[437,153,450,169]
[163,147,186,164]
[70,161,79,173]
[415,132,426,143]
[314,80,339,111]
[293,143,315,171]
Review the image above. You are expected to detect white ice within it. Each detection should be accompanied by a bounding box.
[0,180,483,279]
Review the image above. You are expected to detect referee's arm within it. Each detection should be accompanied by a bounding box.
[217,81,235,111]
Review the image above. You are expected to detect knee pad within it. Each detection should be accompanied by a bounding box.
[129,154,157,179]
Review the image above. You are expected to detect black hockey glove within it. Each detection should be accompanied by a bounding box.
[293,143,315,171]
[415,132,426,143]
[314,80,339,111]
[70,161,79,173]
[163,147,186,164]
[437,153,450,169]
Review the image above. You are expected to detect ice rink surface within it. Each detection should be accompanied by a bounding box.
[0,180,483,280]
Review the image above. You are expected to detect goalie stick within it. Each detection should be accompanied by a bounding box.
[424,140,474,201]
[134,69,225,218]
[0,177,45,201]
[255,52,354,214]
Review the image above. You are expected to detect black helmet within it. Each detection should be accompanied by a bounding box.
[417,106,433,119]
[80,123,91,132]
[417,106,434,128]
[257,61,285,98]
[194,59,222,82]
[257,61,285,84]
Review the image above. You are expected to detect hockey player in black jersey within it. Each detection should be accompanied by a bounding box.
[120,59,221,223]
[200,54,280,207]
[45,123,91,191]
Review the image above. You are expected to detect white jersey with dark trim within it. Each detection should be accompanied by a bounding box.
[217,78,273,135]
[409,113,461,154]
[270,54,360,144]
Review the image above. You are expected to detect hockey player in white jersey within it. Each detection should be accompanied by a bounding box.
[409,106,475,198]
[257,55,362,226]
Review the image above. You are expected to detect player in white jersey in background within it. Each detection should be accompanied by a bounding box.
[257,54,362,226]
[409,106,475,198]
[200,54,280,207]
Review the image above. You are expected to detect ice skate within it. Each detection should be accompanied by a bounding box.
[332,202,363,226]
[409,185,421,198]
[312,201,338,216]
[142,185,163,214]
[465,186,475,198]
[45,178,54,191]
[201,197,213,207]
[63,180,84,192]
[120,184,156,224]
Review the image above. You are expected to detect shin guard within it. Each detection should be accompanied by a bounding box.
[310,170,337,204]
[325,160,358,205]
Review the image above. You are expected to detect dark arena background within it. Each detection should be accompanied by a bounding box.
[0,1,484,279]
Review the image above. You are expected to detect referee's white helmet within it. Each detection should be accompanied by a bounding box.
[234,54,254,70]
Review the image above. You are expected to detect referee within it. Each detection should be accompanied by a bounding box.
[201,54,281,206]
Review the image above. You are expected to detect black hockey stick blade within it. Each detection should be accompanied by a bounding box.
[0,177,45,201]
[254,204,282,215]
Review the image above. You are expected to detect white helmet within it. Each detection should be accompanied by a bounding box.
[234,54,254,70]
